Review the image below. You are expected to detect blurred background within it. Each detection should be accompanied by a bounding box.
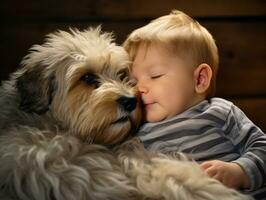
[1,0,266,131]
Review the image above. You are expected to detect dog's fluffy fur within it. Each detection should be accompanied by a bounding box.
[0,27,252,200]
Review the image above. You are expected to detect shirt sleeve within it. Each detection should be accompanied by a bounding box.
[223,104,266,190]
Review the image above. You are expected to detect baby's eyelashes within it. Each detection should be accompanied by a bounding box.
[151,74,164,79]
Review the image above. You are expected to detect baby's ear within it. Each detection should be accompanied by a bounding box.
[193,63,212,94]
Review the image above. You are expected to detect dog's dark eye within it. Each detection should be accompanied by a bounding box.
[81,73,99,87]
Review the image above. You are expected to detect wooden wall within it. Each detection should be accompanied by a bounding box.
[1,0,266,132]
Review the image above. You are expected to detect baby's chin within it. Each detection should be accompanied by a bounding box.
[144,103,181,123]
[146,110,183,123]
[145,112,169,123]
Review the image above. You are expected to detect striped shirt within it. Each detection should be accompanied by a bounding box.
[137,98,266,199]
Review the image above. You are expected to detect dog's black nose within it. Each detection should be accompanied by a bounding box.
[117,96,137,112]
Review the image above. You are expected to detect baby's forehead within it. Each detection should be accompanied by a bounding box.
[137,42,183,62]
[137,41,171,52]
[133,42,185,62]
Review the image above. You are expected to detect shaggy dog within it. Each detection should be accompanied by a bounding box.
[0,27,251,200]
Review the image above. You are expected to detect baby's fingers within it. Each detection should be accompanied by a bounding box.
[204,166,218,177]
[200,161,214,170]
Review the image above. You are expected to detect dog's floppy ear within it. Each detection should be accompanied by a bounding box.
[15,29,72,114]
[15,27,99,114]
[16,66,56,114]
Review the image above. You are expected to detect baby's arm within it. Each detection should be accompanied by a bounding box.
[200,160,250,189]
[203,104,266,190]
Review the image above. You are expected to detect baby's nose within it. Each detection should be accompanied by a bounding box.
[137,81,148,94]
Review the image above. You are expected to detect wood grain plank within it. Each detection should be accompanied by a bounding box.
[204,21,266,97]
[97,0,266,18]
[1,0,266,20]
[229,98,266,132]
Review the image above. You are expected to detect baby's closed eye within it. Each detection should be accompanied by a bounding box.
[151,74,165,79]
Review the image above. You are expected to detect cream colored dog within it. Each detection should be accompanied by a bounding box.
[0,27,252,200]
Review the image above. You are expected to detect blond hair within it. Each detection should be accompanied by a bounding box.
[123,10,219,98]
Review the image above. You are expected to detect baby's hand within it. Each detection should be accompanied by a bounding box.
[200,160,250,189]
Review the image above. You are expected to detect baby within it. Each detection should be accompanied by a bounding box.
[123,10,266,199]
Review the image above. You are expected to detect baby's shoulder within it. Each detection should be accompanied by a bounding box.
[204,98,235,122]
[210,98,233,111]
